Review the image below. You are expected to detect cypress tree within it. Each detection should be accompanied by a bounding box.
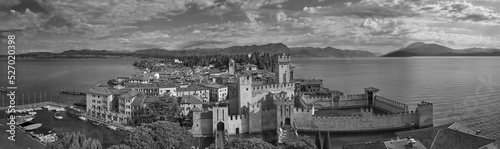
[323,131,331,149]
[315,131,322,149]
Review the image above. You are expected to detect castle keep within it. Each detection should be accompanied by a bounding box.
[190,53,433,137]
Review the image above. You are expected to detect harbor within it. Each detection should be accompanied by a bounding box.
[1,103,129,148]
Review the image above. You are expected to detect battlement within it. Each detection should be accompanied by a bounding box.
[373,110,416,116]
[275,53,291,63]
[294,107,312,113]
[274,98,293,104]
[341,94,366,100]
[361,107,373,113]
[374,96,408,110]
[238,75,253,85]
[248,102,261,109]
[252,83,294,90]
[229,114,247,120]
[313,115,362,120]
[416,101,433,111]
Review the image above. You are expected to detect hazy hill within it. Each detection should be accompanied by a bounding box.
[12,43,378,58]
[290,47,377,57]
[134,43,376,57]
[384,42,500,57]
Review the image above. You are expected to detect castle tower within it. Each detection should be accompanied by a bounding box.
[237,75,253,114]
[191,107,202,137]
[273,92,294,127]
[416,101,434,128]
[364,87,380,106]
[228,59,235,75]
[274,53,291,84]
[361,107,373,122]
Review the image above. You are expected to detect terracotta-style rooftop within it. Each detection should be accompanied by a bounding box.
[396,122,496,149]
[180,95,203,104]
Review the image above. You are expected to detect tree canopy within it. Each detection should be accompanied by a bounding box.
[129,97,180,126]
[46,131,102,149]
[224,138,277,149]
[281,135,317,149]
[120,121,194,149]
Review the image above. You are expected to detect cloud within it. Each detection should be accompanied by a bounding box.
[245,11,262,23]
[418,1,500,22]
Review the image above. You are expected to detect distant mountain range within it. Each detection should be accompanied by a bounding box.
[133,43,378,57]
[384,42,500,57]
[12,43,378,58]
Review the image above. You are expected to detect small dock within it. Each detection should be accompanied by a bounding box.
[60,89,86,95]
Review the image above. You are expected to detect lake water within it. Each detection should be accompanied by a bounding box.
[1,57,500,148]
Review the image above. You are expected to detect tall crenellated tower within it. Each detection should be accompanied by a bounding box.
[416,101,434,128]
[237,75,253,114]
[274,53,291,84]
[228,59,235,75]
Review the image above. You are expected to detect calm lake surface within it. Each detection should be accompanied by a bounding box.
[1,57,499,148]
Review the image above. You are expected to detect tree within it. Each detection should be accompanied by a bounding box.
[323,131,331,149]
[107,79,119,86]
[46,132,102,149]
[224,138,276,149]
[144,97,180,122]
[107,144,131,149]
[281,135,317,149]
[315,131,322,149]
[121,121,194,149]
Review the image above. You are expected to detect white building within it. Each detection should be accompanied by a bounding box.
[202,83,228,102]
[158,83,178,97]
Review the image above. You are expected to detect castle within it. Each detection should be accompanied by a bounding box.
[190,53,433,138]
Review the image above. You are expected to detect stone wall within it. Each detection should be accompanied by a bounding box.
[248,103,262,133]
[227,115,247,135]
[373,96,407,113]
[293,107,313,128]
[251,83,294,102]
[261,109,277,131]
[339,98,367,108]
[299,111,419,132]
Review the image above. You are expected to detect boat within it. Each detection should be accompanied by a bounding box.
[55,107,66,112]
[91,121,102,126]
[0,87,6,92]
[16,115,34,123]
[107,125,118,131]
[54,113,63,120]
[78,116,87,121]
[39,133,58,143]
[22,123,42,131]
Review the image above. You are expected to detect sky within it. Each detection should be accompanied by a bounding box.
[1,0,500,54]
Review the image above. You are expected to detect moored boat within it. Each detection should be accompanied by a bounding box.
[107,125,118,131]
[22,123,42,131]
[54,113,63,120]
[78,116,87,121]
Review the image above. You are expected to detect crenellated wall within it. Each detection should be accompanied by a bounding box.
[293,107,314,128]
[338,98,367,108]
[248,102,262,133]
[227,114,248,135]
[300,93,332,105]
[251,83,294,103]
[341,94,366,100]
[298,110,419,132]
[373,96,408,113]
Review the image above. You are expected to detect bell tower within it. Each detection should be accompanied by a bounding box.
[228,59,235,75]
